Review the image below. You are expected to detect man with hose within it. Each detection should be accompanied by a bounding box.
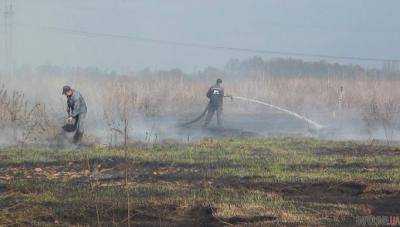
[180,78,231,127]
[180,80,323,131]
[204,78,225,127]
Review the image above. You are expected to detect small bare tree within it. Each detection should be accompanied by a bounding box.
[362,98,399,144]
[103,83,137,148]
[362,99,380,141]
[102,82,137,226]
[20,103,59,146]
[381,99,399,144]
[0,86,38,144]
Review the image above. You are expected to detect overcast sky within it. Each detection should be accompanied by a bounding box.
[5,0,400,71]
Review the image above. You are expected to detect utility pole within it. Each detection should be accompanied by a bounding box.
[2,0,14,76]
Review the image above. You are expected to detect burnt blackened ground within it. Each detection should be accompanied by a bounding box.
[143,110,400,143]
[1,137,400,225]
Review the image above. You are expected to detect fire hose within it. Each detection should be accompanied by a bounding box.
[180,103,210,127]
[180,96,323,130]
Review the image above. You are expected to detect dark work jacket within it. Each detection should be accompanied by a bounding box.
[207,85,224,108]
[67,90,87,117]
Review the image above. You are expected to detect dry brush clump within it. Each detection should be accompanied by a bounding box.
[103,81,139,146]
[0,84,59,146]
[0,85,28,126]
[361,97,400,143]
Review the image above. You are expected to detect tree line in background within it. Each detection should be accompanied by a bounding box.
[225,57,399,78]
[13,56,399,79]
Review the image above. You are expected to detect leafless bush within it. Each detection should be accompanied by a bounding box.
[20,103,59,145]
[102,81,140,224]
[103,82,138,147]
[0,85,28,127]
[362,98,399,144]
[381,99,399,144]
[0,84,58,146]
[362,99,380,140]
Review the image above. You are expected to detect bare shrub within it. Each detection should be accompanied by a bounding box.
[0,84,59,146]
[381,99,399,144]
[362,97,399,144]
[0,86,28,127]
[362,99,380,140]
[103,82,138,147]
[20,103,59,145]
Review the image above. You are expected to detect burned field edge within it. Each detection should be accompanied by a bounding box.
[1,137,400,226]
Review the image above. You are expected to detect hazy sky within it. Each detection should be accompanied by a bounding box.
[6,0,400,71]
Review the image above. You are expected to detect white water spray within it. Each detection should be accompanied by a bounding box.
[233,96,324,130]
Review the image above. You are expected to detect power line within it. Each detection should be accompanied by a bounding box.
[16,23,400,63]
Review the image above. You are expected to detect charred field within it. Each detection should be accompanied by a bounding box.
[1,137,400,226]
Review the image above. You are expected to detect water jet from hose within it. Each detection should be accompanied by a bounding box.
[233,96,324,130]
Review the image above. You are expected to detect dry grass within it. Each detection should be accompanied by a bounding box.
[6,70,400,115]
[0,85,58,146]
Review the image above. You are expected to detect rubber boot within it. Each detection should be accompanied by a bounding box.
[72,131,83,144]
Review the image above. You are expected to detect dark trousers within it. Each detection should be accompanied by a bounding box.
[204,106,222,127]
[73,113,85,143]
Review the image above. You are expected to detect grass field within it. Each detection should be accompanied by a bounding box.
[1,137,400,226]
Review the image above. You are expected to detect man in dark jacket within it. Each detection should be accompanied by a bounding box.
[62,85,87,143]
[204,79,224,127]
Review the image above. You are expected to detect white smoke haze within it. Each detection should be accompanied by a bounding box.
[1,61,400,149]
